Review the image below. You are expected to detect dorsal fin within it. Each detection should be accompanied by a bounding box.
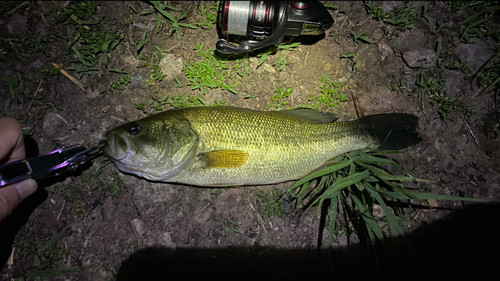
[280,109,338,123]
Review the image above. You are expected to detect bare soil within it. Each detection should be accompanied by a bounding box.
[0,1,499,280]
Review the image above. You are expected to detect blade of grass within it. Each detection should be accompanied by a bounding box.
[328,191,340,247]
[312,169,370,208]
[288,159,354,193]
[366,182,404,236]
[380,190,484,202]
[350,191,384,241]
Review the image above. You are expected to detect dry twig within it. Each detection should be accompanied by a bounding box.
[352,92,363,118]
[460,113,479,146]
[247,199,267,233]
[51,1,90,29]
[52,63,87,93]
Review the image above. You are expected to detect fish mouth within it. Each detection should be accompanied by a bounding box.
[104,131,136,160]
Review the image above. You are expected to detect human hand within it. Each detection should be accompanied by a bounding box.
[0,118,38,222]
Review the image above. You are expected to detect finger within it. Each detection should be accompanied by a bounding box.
[0,118,25,162]
[0,179,38,222]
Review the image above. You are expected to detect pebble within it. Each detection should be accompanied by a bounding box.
[455,39,496,73]
[158,54,185,77]
[403,48,437,68]
[42,112,68,136]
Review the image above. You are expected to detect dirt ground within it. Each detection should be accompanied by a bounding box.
[0,1,499,280]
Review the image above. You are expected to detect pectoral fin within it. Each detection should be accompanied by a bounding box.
[202,150,249,169]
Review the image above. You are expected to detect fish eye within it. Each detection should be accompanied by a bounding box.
[127,123,141,135]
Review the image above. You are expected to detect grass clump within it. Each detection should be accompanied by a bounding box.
[222,219,241,236]
[197,3,218,33]
[285,150,482,248]
[136,93,232,113]
[256,190,286,219]
[267,75,348,112]
[9,33,45,59]
[12,226,85,280]
[364,1,421,33]
[183,42,240,94]
[268,87,294,111]
[450,2,500,43]
[257,39,300,67]
[87,166,124,197]
[297,74,348,112]
[150,1,198,39]
[417,70,475,119]
[69,28,124,72]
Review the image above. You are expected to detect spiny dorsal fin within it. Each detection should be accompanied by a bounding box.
[280,109,338,123]
[202,150,249,169]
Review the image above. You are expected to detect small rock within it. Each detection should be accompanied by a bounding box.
[378,41,394,60]
[379,1,405,13]
[156,232,176,248]
[158,54,184,77]
[7,13,28,35]
[443,69,464,98]
[63,236,75,249]
[356,44,380,72]
[42,112,68,136]
[129,71,148,89]
[370,27,385,42]
[403,48,437,68]
[130,219,146,244]
[30,54,49,69]
[396,29,428,53]
[455,39,496,73]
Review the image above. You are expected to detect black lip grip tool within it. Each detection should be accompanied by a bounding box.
[0,143,106,188]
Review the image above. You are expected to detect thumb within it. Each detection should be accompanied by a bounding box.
[0,179,38,222]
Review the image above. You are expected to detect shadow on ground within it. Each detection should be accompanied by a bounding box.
[116,202,500,281]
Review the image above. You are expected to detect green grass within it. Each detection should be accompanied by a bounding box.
[417,70,476,119]
[2,75,18,97]
[66,191,88,221]
[273,54,291,71]
[268,87,294,110]
[257,39,300,67]
[53,1,97,24]
[256,190,285,219]
[297,74,348,112]
[101,73,131,94]
[451,2,500,44]
[285,150,483,248]
[136,93,232,113]
[12,224,88,281]
[12,225,85,280]
[351,28,372,45]
[340,53,357,71]
[9,33,45,59]
[364,1,421,33]
[41,65,62,79]
[222,219,241,236]
[150,1,198,40]
[197,3,218,33]
[87,163,124,197]
[183,42,240,94]
[267,75,348,112]
[45,1,126,80]
[0,1,21,14]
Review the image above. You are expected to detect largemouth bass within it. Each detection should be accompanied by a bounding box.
[103,107,420,186]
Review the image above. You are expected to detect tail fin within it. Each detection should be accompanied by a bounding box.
[360,113,421,150]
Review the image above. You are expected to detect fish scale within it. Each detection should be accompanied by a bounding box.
[104,107,420,186]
